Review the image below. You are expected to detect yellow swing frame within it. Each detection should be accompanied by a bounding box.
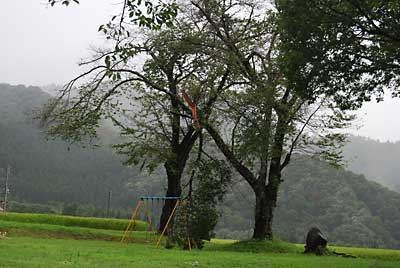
[120,197,182,248]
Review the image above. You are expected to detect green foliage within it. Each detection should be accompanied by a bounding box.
[49,0,177,30]
[174,159,231,249]
[174,200,216,249]
[277,0,400,109]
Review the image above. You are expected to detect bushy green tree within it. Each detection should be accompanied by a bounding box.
[173,158,231,249]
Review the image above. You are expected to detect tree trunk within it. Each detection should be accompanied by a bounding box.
[253,187,269,239]
[158,81,182,233]
[264,192,276,239]
[252,185,278,240]
[252,162,281,240]
[158,159,182,232]
[260,160,282,239]
[158,130,198,232]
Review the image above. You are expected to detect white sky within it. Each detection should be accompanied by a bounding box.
[0,0,118,85]
[1,0,400,142]
[350,96,400,142]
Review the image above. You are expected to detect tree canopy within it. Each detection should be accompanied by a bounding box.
[277,0,400,108]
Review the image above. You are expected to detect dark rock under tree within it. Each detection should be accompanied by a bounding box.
[304,227,328,255]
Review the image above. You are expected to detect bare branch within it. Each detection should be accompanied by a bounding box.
[280,101,323,170]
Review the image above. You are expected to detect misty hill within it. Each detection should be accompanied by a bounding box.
[217,158,400,249]
[1,83,400,249]
[343,136,400,192]
[0,83,149,209]
[278,159,400,248]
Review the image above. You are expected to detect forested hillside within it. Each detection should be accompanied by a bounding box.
[344,136,400,192]
[0,83,147,209]
[1,83,400,249]
[218,158,400,249]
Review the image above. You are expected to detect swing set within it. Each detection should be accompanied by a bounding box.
[121,196,188,248]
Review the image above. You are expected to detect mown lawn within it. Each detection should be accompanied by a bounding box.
[2,236,398,268]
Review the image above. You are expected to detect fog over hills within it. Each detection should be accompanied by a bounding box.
[344,136,400,192]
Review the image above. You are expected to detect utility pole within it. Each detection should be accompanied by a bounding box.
[4,166,10,212]
[106,190,112,217]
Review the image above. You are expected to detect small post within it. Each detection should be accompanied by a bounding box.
[106,190,112,217]
[4,166,10,212]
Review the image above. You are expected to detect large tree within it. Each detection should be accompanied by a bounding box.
[186,0,354,239]
[40,6,232,233]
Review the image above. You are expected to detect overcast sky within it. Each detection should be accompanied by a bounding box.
[1,0,399,142]
[0,0,117,85]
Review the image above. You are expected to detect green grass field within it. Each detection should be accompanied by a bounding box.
[0,212,399,268]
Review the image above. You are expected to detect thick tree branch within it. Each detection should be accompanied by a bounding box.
[203,122,257,187]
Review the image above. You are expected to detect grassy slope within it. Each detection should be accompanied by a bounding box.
[0,212,146,231]
[0,212,399,268]
[0,212,149,241]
